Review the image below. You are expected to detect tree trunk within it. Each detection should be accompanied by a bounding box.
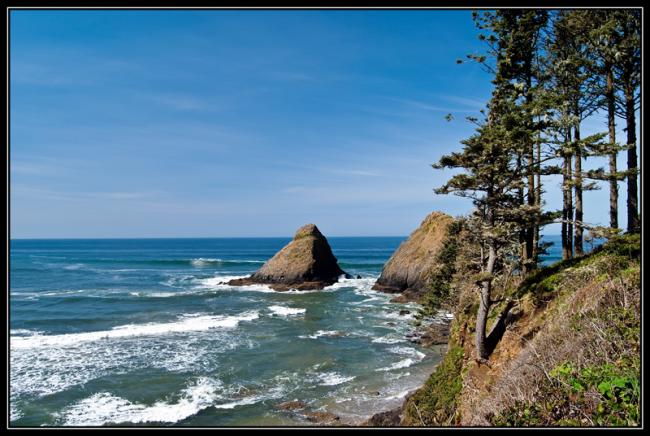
[625,80,639,233]
[606,63,619,229]
[525,145,535,273]
[476,203,496,361]
[562,141,573,261]
[573,114,583,257]
[516,154,527,272]
[524,77,535,275]
[534,132,542,264]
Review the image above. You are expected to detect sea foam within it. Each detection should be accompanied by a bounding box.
[60,377,222,425]
[11,311,259,349]
[268,306,306,317]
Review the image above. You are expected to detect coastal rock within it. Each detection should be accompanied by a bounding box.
[305,411,341,425]
[276,400,308,411]
[407,320,451,347]
[228,224,347,291]
[363,407,402,427]
[372,211,455,302]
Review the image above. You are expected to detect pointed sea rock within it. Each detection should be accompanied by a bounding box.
[228,224,348,291]
[372,211,455,302]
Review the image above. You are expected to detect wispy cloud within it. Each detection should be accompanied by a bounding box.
[144,93,210,111]
[437,94,486,110]
[381,96,482,115]
[12,186,163,202]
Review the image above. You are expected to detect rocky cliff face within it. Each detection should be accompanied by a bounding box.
[228,224,347,291]
[366,234,641,427]
[372,212,455,302]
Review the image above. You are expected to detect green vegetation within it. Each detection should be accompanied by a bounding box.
[402,233,640,427]
[402,345,465,426]
[490,234,640,426]
[417,219,464,319]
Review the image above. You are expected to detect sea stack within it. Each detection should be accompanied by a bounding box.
[372,211,455,302]
[228,224,348,291]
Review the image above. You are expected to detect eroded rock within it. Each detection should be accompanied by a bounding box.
[228,224,347,291]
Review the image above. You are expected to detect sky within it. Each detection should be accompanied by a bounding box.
[9,9,639,238]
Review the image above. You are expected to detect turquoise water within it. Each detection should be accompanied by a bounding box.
[9,235,567,427]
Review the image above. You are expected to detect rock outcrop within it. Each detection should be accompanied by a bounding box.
[228,223,347,291]
[372,211,455,302]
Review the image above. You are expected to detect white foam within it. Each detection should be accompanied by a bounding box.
[371,336,405,344]
[268,306,306,317]
[10,329,42,336]
[10,327,253,401]
[196,276,276,293]
[378,310,416,321]
[190,258,219,267]
[325,277,377,292]
[388,346,426,360]
[11,311,259,349]
[10,403,24,422]
[212,396,262,409]
[384,389,412,400]
[375,358,416,372]
[299,330,344,339]
[129,291,178,298]
[60,377,222,425]
[316,372,355,386]
[63,263,85,270]
[41,289,86,297]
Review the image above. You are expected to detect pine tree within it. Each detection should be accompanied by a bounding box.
[587,10,624,230]
[434,101,521,360]
[469,10,548,273]
[612,10,641,233]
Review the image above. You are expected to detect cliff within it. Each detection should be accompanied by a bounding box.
[367,233,641,427]
[372,212,456,302]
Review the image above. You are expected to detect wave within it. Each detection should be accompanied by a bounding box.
[58,375,288,425]
[371,336,406,344]
[11,311,259,349]
[62,263,85,270]
[268,306,306,317]
[46,258,265,270]
[59,377,230,425]
[324,277,377,292]
[388,346,426,360]
[375,358,417,372]
[189,258,264,267]
[10,328,42,336]
[316,372,355,386]
[196,276,333,294]
[298,330,346,339]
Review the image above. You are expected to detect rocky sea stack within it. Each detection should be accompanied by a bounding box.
[372,211,454,302]
[228,224,348,291]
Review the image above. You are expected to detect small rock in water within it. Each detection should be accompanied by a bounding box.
[399,310,411,316]
[305,411,341,425]
[276,400,308,411]
[386,322,396,327]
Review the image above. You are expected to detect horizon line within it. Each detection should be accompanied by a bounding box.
[9,234,565,241]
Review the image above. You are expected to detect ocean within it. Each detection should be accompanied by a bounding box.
[9,235,567,426]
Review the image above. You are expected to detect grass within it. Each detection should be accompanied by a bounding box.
[402,233,640,427]
[401,344,465,426]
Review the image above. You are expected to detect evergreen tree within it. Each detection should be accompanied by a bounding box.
[612,10,641,233]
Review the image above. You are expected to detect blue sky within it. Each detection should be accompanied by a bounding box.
[10,10,637,238]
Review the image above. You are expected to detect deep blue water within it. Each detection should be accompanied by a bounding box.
[9,235,567,426]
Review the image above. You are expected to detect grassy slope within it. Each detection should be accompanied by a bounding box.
[401,234,641,427]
